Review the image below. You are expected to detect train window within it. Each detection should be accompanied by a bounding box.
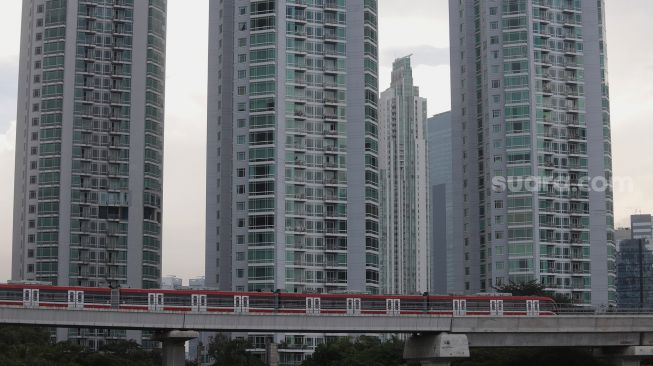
[0,288,23,303]
[322,297,347,312]
[248,295,276,310]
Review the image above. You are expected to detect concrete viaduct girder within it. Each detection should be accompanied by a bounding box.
[3,307,653,365]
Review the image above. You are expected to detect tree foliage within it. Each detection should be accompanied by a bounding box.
[494,280,572,304]
[453,348,608,366]
[206,333,265,366]
[301,336,418,366]
[0,326,161,366]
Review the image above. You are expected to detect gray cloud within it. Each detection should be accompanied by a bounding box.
[381,45,450,68]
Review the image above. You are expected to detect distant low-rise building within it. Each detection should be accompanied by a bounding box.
[189,276,206,289]
[161,275,183,290]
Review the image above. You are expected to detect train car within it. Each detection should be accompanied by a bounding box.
[0,283,112,310]
[0,283,557,317]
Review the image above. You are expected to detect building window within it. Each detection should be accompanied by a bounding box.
[237,185,245,194]
[237,269,244,278]
[237,219,245,228]
[237,152,246,161]
[236,252,245,261]
[237,168,246,177]
[237,235,245,244]
[236,201,245,211]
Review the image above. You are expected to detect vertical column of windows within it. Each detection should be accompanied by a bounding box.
[247,0,277,291]
[502,0,535,287]
[362,0,379,293]
[70,0,134,288]
[532,0,591,303]
[35,0,67,284]
[142,0,166,289]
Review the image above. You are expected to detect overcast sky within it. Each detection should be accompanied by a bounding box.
[0,1,651,284]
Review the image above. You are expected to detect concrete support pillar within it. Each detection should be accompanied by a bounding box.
[155,330,199,366]
[596,346,653,366]
[265,342,279,366]
[404,333,470,366]
[419,361,451,366]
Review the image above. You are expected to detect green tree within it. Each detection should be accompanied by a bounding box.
[301,336,418,366]
[0,326,161,366]
[453,348,609,366]
[207,333,265,366]
[494,280,573,305]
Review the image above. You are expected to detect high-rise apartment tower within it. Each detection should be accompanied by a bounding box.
[449,0,615,305]
[206,1,379,362]
[12,0,167,345]
[379,56,429,294]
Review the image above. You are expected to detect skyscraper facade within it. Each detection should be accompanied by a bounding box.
[426,111,459,294]
[206,1,379,362]
[449,0,615,306]
[12,0,166,346]
[616,239,653,310]
[379,56,429,294]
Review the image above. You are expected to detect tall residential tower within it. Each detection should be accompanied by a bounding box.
[206,1,379,361]
[379,56,429,294]
[449,0,614,305]
[12,0,166,342]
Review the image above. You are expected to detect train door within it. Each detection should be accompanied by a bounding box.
[453,299,467,316]
[386,299,400,315]
[234,295,249,313]
[192,294,208,312]
[305,297,321,315]
[346,298,361,315]
[490,300,504,316]
[527,300,540,316]
[23,289,39,308]
[148,293,164,311]
[68,291,84,309]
